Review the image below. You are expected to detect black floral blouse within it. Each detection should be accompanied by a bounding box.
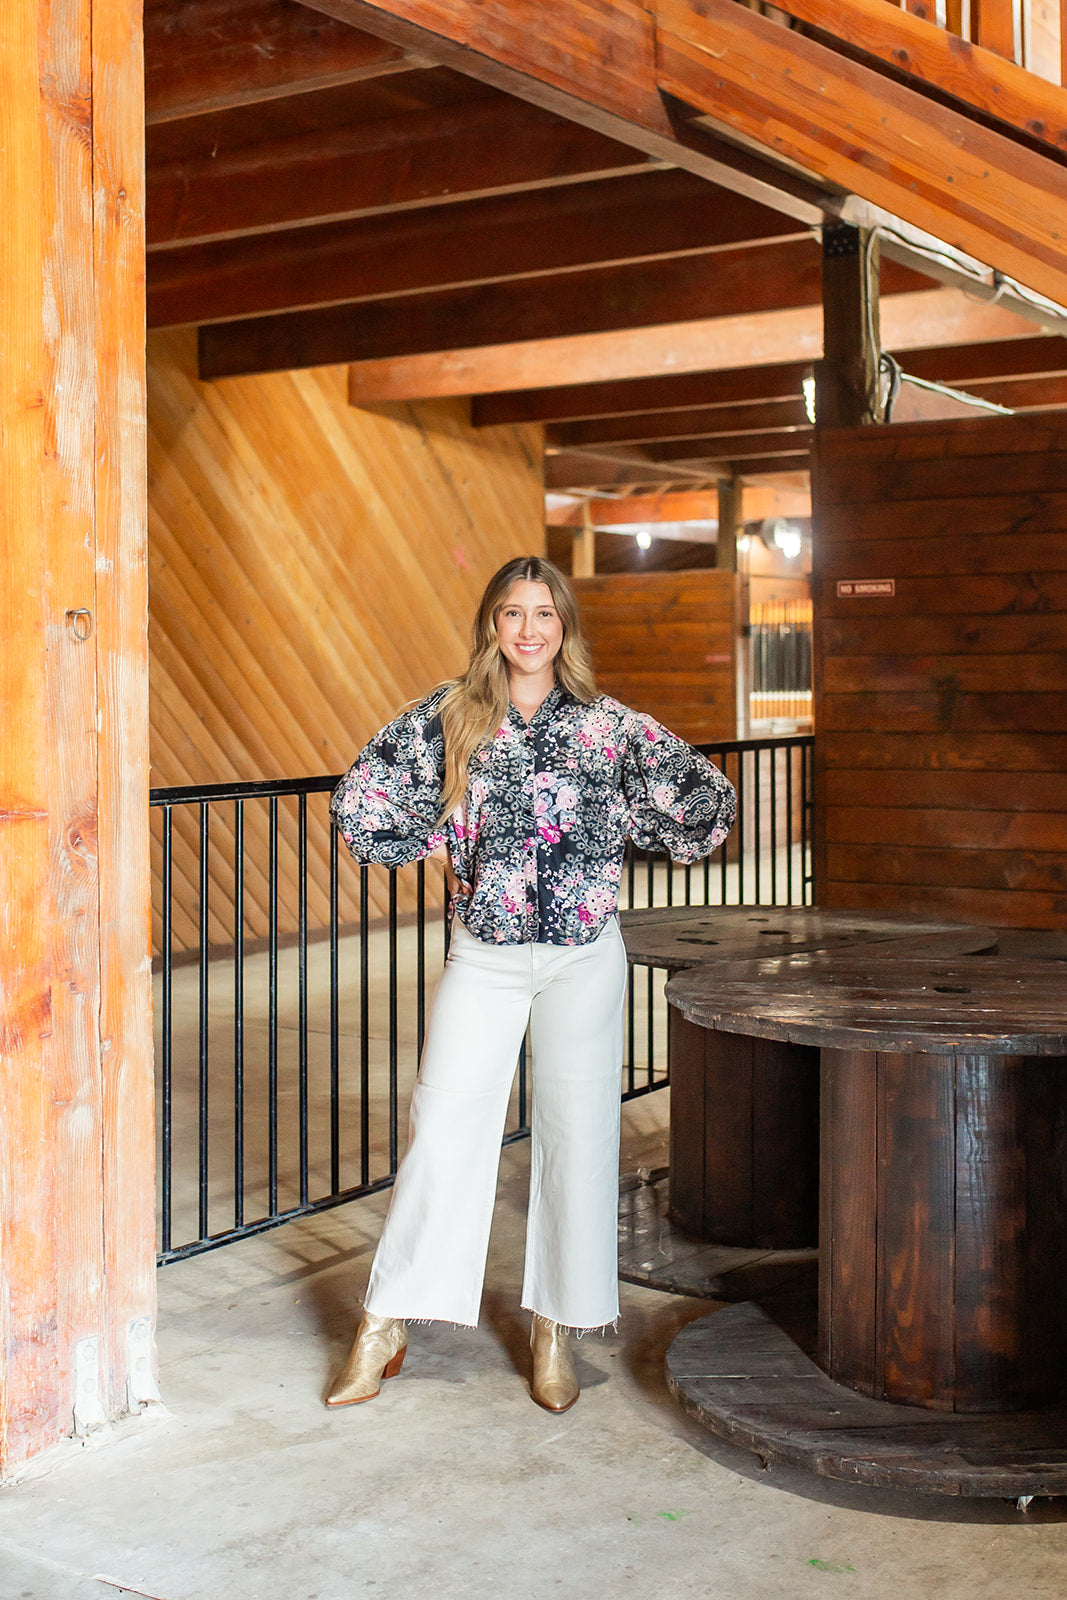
[331,684,736,946]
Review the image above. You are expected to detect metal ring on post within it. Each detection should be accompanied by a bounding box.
[66,608,94,641]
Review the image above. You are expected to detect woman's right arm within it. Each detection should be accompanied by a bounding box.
[330,695,448,868]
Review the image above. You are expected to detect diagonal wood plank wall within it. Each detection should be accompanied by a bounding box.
[813,412,1067,929]
[148,330,544,950]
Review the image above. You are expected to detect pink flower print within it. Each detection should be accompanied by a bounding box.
[535,769,557,789]
[604,746,616,761]
[578,731,593,748]
[577,905,594,924]
[556,784,579,811]
[538,823,562,843]
[644,724,657,742]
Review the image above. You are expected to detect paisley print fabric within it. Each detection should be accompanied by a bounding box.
[331,684,736,947]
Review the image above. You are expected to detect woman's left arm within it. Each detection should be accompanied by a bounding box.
[621,712,737,863]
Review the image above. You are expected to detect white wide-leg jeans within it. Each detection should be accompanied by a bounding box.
[363,916,628,1330]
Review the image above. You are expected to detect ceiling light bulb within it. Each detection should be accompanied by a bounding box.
[635,530,652,550]
[772,521,803,559]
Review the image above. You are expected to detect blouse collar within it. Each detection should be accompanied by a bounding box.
[507,681,567,730]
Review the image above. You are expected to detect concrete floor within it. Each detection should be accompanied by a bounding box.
[2,1089,1067,1600]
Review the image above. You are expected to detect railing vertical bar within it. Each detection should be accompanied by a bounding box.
[359,864,370,1186]
[298,793,309,1207]
[626,963,636,1094]
[803,741,814,903]
[416,858,426,1059]
[627,843,635,910]
[754,748,763,904]
[770,747,778,906]
[233,800,245,1230]
[518,1034,528,1132]
[197,801,210,1241]
[785,745,795,905]
[329,816,340,1196]
[646,848,655,909]
[160,806,173,1256]
[646,965,655,1088]
[388,871,399,1173]
[268,794,279,1217]
[736,751,746,905]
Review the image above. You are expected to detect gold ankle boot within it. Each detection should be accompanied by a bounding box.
[325,1312,407,1407]
[530,1313,579,1413]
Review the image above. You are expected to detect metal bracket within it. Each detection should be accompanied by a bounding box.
[127,1316,161,1409]
[72,1337,108,1435]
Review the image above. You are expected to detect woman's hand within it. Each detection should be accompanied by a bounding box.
[429,840,460,898]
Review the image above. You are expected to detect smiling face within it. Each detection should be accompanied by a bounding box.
[495,579,564,683]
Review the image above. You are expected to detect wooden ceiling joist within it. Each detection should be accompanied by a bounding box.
[147,169,809,329]
[198,240,929,378]
[344,287,1040,403]
[299,0,829,223]
[637,428,814,464]
[474,363,813,427]
[299,0,1067,310]
[547,397,811,449]
[147,92,657,249]
[144,0,419,124]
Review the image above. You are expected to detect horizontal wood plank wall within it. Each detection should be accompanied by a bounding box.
[148,330,543,950]
[813,413,1067,929]
[574,570,740,742]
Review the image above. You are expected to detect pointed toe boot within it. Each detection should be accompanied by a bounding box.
[325,1312,408,1407]
[530,1313,579,1413]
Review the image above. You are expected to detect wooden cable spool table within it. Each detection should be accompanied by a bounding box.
[663,952,1067,1496]
[619,908,996,1251]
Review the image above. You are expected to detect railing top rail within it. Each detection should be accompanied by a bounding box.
[150,773,339,806]
[149,734,815,807]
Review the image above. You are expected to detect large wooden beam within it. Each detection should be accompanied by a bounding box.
[549,397,810,449]
[657,0,1067,310]
[144,0,417,123]
[298,0,829,223]
[199,241,932,378]
[147,168,808,328]
[770,0,1067,155]
[1,0,154,1477]
[147,94,657,248]
[343,286,1040,402]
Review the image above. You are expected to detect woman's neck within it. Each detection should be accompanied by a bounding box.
[508,669,556,723]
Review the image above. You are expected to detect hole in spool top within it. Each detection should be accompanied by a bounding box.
[933,984,971,994]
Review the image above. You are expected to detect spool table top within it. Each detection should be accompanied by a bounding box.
[666,951,1067,1056]
[620,905,997,969]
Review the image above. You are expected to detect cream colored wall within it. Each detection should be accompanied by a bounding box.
[147,329,544,946]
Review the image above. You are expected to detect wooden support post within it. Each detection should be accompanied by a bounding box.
[814,222,881,428]
[0,0,153,1478]
[573,502,596,577]
[716,475,741,572]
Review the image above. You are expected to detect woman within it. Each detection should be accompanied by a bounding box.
[327,555,735,1412]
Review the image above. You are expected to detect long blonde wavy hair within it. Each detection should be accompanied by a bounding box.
[436,556,598,822]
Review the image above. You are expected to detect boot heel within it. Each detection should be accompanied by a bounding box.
[383,1347,406,1381]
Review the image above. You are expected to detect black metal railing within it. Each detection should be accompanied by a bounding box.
[151,736,813,1263]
